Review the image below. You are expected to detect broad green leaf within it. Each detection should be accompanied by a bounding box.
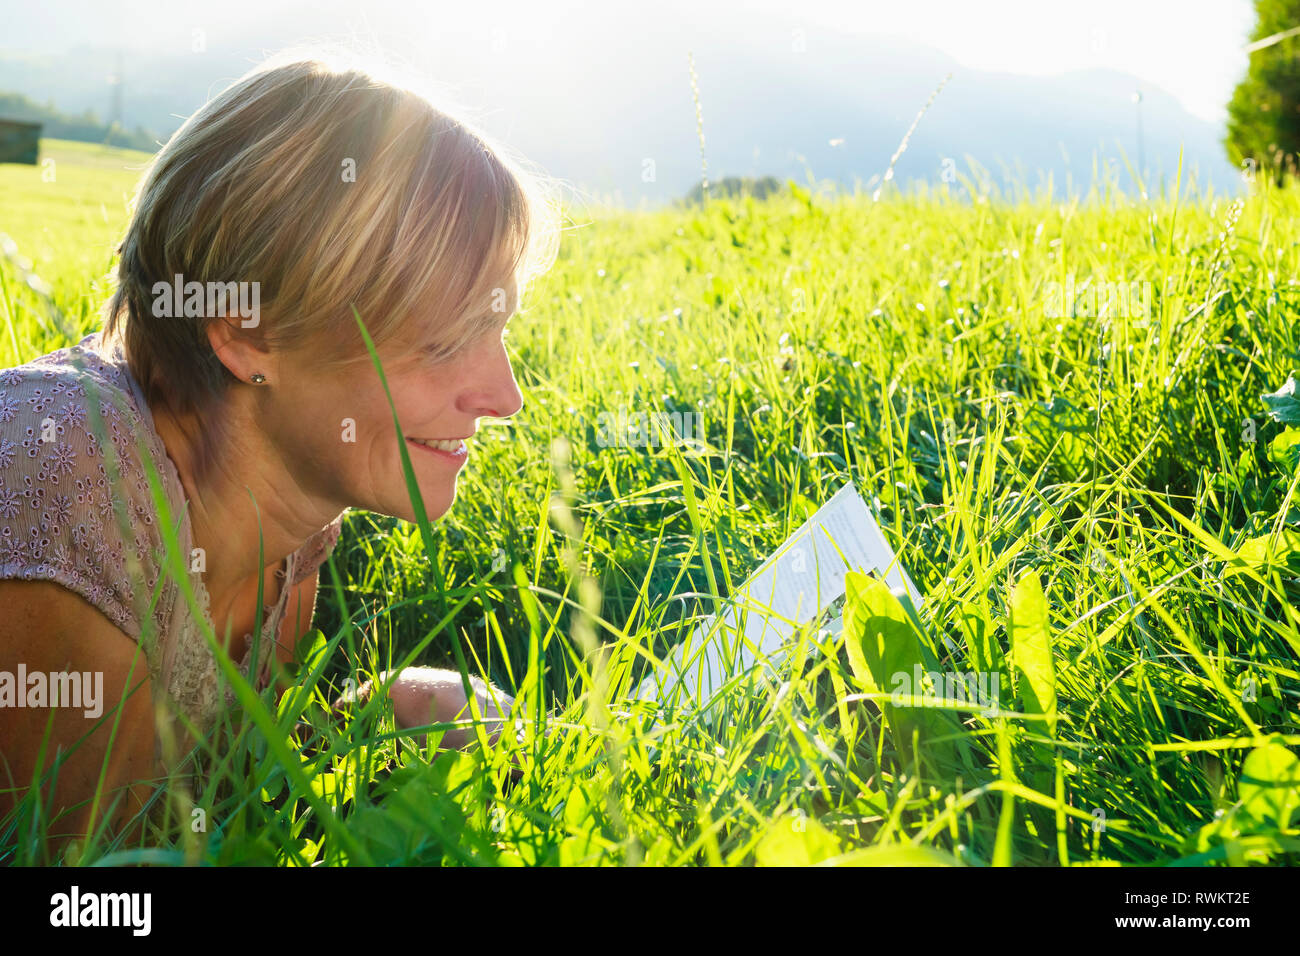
[1269,427,1300,474]
[1009,568,1056,738]
[281,838,319,867]
[843,571,927,697]
[754,816,843,866]
[426,749,483,794]
[843,571,961,771]
[1238,737,1300,831]
[1228,527,1300,575]
[350,759,497,866]
[1262,374,1300,426]
[308,769,354,806]
[290,627,328,679]
[351,806,419,864]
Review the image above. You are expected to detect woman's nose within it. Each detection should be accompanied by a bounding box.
[464,336,524,420]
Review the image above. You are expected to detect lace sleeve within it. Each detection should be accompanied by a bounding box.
[0,354,167,649]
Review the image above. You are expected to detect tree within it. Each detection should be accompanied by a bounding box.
[679,175,786,206]
[1228,0,1300,185]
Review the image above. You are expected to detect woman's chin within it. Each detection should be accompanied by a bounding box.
[398,486,456,524]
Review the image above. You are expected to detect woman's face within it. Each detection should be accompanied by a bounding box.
[261,296,523,526]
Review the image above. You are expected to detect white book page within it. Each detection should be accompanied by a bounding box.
[633,482,922,710]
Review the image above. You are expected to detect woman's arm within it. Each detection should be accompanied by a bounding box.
[0,580,161,850]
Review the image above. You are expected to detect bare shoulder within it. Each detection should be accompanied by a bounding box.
[0,578,161,846]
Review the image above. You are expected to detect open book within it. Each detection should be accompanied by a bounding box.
[633,482,922,711]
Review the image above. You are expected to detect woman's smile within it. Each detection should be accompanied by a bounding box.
[405,435,469,467]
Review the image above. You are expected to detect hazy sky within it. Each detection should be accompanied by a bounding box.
[782,0,1256,123]
[0,0,1258,123]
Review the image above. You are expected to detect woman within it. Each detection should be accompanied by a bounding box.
[0,50,561,843]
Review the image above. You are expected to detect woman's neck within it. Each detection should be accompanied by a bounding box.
[149,393,334,627]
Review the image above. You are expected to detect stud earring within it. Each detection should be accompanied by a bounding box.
[250,373,266,384]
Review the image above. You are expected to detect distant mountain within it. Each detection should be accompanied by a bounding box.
[0,13,1241,205]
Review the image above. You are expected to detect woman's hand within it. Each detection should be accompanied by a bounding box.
[335,666,515,751]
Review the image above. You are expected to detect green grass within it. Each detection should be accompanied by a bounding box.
[1,137,1298,866]
[0,138,152,315]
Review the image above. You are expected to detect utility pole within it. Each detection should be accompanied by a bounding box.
[107,50,123,143]
[1132,89,1144,181]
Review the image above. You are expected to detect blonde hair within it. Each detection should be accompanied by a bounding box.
[103,49,561,474]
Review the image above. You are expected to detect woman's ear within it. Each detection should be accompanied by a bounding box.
[205,317,277,385]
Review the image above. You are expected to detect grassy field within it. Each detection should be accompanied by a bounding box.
[1,138,1298,866]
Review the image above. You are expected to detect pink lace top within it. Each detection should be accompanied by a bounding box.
[0,332,344,746]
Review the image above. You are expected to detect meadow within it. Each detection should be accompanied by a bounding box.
[1,138,1298,866]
